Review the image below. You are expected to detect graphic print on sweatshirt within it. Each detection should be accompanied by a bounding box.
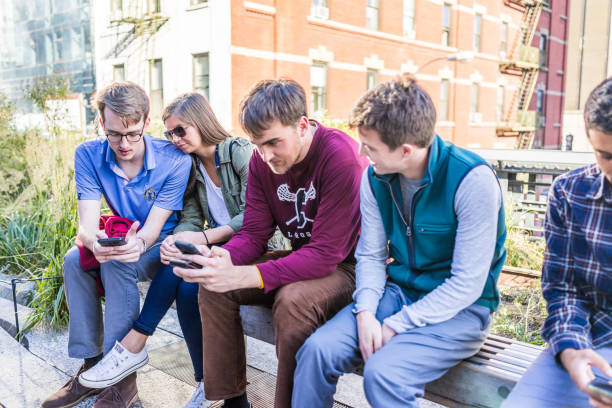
[277,182,316,237]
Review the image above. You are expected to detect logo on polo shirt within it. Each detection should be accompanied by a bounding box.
[277,182,316,229]
[144,187,157,202]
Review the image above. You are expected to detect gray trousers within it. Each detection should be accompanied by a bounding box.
[63,240,162,359]
[502,346,612,408]
[292,283,491,408]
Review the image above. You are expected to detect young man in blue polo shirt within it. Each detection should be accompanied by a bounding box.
[501,79,612,408]
[292,76,506,407]
[42,82,191,408]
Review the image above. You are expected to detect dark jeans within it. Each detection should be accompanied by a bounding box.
[199,251,356,408]
[133,264,203,382]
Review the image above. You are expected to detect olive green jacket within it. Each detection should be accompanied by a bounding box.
[173,137,253,234]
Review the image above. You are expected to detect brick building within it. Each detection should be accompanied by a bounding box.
[93,0,565,149]
[528,0,570,149]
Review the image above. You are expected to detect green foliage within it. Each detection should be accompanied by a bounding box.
[504,200,545,271]
[491,284,547,345]
[0,92,16,131]
[24,75,70,112]
[0,101,80,332]
[24,75,71,136]
[317,113,357,141]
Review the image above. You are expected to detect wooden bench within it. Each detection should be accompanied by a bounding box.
[239,305,543,408]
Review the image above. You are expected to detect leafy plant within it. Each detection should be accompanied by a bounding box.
[491,284,547,345]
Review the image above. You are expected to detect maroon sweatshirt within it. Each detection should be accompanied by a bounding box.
[223,122,366,292]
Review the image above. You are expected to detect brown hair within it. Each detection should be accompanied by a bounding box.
[349,74,436,149]
[95,81,149,126]
[584,76,612,135]
[239,78,307,137]
[162,92,231,145]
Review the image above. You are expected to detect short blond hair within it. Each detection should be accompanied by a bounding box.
[95,81,149,126]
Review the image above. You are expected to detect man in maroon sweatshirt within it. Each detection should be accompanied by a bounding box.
[174,78,365,408]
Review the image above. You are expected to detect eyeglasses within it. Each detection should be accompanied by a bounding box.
[164,125,188,140]
[105,125,145,144]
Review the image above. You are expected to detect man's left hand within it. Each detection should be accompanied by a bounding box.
[174,246,260,292]
[381,323,397,346]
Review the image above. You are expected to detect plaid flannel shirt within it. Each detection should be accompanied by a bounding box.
[541,164,612,356]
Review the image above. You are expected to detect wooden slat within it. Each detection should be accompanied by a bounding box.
[238,304,545,408]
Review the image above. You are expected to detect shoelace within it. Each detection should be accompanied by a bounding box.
[94,352,125,375]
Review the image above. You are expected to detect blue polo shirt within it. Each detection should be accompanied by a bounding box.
[74,134,192,235]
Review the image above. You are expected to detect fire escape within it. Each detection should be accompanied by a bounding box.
[496,0,543,149]
[105,1,168,60]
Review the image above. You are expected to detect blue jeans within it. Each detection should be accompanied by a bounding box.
[292,283,491,408]
[63,240,163,358]
[133,264,203,382]
[502,346,612,408]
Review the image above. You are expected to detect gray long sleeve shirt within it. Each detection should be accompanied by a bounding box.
[352,165,501,333]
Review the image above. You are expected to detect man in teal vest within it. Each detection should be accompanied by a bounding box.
[292,75,506,407]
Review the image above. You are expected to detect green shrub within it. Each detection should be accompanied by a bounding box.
[491,284,547,345]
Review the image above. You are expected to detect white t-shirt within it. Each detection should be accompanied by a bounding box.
[199,162,231,227]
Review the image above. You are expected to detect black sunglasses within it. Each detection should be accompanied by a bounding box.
[164,125,188,140]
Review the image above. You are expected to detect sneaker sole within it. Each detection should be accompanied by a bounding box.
[78,356,149,389]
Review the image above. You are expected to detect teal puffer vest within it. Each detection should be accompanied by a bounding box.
[368,135,506,312]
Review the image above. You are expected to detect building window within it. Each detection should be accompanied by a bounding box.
[497,85,505,122]
[500,22,508,58]
[148,0,161,14]
[311,0,329,19]
[110,0,123,12]
[470,82,480,121]
[536,89,544,115]
[193,53,210,100]
[71,27,83,60]
[439,79,450,121]
[536,89,545,127]
[113,64,125,82]
[366,0,380,31]
[54,30,64,61]
[473,14,482,52]
[367,69,378,90]
[539,34,547,67]
[442,4,452,46]
[311,62,328,114]
[403,0,416,38]
[149,59,163,116]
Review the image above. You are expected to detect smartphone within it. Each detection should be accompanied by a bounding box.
[169,259,202,269]
[174,240,200,255]
[97,237,127,247]
[587,379,612,400]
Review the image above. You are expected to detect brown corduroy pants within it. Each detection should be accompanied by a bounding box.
[198,251,355,408]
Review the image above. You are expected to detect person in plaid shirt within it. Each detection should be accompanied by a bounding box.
[503,77,612,408]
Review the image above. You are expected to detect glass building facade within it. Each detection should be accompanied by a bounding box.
[0,0,95,120]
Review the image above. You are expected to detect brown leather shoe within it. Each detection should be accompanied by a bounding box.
[93,372,138,408]
[41,364,102,408]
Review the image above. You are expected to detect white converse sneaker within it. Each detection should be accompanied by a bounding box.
[184,381,215,408]
[78,341,148,389]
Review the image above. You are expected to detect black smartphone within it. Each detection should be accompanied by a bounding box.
[97,237,127,246]
[169,259,202,269]
[174,240,200,255]
[588,379,612,400]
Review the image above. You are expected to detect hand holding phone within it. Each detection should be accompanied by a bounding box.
[169,259,202,269]
[174,240,200,255]
[97,237,127,247]
[588,378,612,401]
